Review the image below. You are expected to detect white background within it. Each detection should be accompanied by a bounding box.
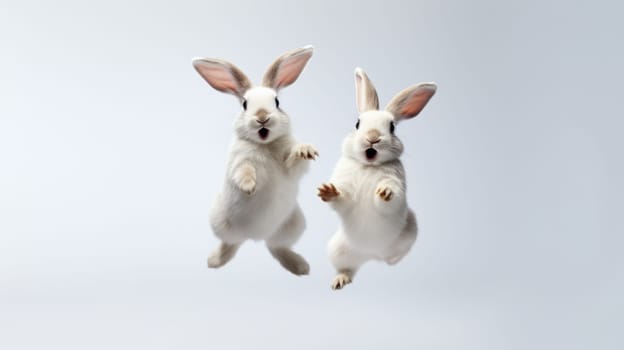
[1,0,622,348]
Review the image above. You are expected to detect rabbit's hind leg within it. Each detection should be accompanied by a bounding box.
[328,231,368,290]
[207,241,242,268]
[266,205,310,276]
[384,209,418,265]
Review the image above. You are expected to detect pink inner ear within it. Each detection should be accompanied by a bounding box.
[196,64,238,94]
[274,55,309,89]
[401,89,435,118]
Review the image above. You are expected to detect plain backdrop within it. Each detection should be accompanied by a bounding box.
[1,0,622,349]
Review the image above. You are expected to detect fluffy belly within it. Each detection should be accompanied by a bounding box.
[342,210,405,256]
[211,180,297,242]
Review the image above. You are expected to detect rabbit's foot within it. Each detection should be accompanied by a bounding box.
[331,272,352,290]
[293,144,318,160]
[239,177,256,195]
[318,183,340,202]
[375,184,395,202]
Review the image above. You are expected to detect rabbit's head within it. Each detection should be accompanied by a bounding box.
[343,68,436,166]
[192,46,313,144]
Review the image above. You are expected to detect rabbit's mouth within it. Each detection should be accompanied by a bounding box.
[365,148,377,160]
[258,128,270,140]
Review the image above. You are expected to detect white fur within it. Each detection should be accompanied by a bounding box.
[320,68,436,289]
[193,46,316,275]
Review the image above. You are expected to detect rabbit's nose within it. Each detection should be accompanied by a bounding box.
[255,108,270,122]
[366,129,381,144]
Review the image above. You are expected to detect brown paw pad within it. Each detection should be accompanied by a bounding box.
[318,183,340,202]
[376,186,393,201]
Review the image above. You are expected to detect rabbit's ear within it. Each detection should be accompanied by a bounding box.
[354,67,379,113]
[192,58,251,98]
[386,83,437,121]
[262,45,314,90]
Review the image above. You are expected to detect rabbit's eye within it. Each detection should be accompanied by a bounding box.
[275,97,280,108]
[355,119,360,129]
[390,121,395,134]
[242,100,247,110]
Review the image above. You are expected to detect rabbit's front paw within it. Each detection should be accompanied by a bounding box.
[318,183,340,202]
[375,185,395,202]
[294,144,319,160]
[239,177,256,195]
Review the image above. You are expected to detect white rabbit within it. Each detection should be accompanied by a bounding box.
[318,67,436,289]
[192,46,318,276]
